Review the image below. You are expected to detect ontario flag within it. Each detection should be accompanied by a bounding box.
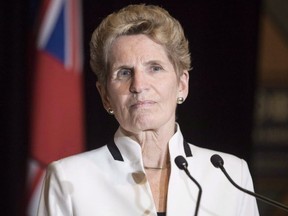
[25,0,84,215]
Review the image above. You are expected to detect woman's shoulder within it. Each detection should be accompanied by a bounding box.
[187,142,247,168]
[44,144,116,188]
[186,142,252,182]
[48,144,111,171]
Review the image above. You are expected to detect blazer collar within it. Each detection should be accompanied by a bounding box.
[107,123,193,163]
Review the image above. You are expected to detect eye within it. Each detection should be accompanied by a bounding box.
[117,68,132,80]
[151,65,163,73]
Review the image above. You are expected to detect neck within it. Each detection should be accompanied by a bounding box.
[120,123,176,169]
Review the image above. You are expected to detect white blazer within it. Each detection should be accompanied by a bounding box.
[37,125,259,216]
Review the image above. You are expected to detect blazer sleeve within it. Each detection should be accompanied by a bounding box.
[37,161,73,216]
[238,159,259,216]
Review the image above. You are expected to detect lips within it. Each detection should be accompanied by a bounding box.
[130,100,155,109]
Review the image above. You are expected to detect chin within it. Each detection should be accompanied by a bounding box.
[133,120,156,131]
[119,111,172,133]
[124,118,158,133]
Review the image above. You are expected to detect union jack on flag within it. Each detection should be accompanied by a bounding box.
[26,0,84,215]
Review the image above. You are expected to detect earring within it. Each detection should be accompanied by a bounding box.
[177,97,184,104]
[107,108,114,115]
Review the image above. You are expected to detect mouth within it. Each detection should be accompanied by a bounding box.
[130,100,155,109]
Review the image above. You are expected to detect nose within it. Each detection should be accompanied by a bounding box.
[129,70,148,93]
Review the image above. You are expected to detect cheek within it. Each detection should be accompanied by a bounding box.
[108,94,122,108]
[108,92,128,112]
[106,81,132,110]
[107,80,130,96]
[106,83,122,103]
[160,81,178,99]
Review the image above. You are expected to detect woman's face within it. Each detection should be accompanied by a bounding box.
[97,34,189,134]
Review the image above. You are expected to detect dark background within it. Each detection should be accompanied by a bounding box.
[0,0,261,215]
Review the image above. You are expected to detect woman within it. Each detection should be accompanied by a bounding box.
[37,4,259,216]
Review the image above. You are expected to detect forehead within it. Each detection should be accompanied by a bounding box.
[108,34,171,66]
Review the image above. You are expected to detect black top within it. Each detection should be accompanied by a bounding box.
[157,213,166,216]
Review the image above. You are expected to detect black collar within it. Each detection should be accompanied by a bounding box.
[107,139,192,162]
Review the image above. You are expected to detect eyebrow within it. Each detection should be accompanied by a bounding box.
[111,64,133,73]
[110,59,166,73]
[144,60,164,66]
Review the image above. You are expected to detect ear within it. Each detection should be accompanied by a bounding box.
[96,82,111,110]
[178,70,189,99]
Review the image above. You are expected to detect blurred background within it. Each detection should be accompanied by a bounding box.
[0,0,287,215]
[252,0,288,215]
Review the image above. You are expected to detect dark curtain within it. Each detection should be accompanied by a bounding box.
[0,0,261,215]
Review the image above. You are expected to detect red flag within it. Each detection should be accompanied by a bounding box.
[26,0,84,214]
